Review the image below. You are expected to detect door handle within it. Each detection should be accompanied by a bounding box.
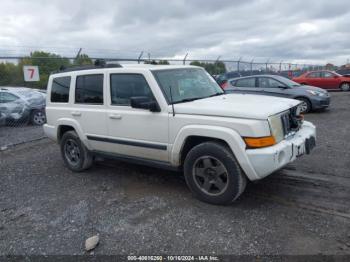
[109,114,122,120]
[71,111,82,117]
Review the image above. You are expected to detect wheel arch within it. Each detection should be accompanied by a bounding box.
[294,96,312,110]
[57,125,75,143]
[56,119,90,149]
[172,125,259,181]
[180,136,229,167]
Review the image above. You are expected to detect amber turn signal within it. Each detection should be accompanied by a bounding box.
[244,136,276,148]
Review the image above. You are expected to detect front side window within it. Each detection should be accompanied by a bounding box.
[110,74,154,106]
[0,92,19,103]
[152,68,223,104]
[257,77,286,88]
[75,74,104,104]
[234,78,255,87]
[322,72,335,78]
[51,76,71,103]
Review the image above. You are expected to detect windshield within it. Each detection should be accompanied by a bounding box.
[152,68,224,104]
[274,75,301,87]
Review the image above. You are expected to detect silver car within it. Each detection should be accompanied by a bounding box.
[0,87,46,126]
[225,75,330,113]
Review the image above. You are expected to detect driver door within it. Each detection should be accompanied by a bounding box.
[105,73,169,162]
[319,71,339,89]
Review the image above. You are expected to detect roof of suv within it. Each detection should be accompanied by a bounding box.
[51,64,200,76]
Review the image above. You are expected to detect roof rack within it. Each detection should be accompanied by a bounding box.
[55,59,122,73]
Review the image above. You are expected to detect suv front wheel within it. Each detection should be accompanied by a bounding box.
[60,130,93,172]
[184,141,246,205]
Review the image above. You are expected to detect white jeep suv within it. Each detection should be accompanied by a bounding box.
[44,64,316,205]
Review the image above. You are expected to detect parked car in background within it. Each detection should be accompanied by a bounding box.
[292,70,350,91]
[0,87,46,126]
[226,75,330,113]
[216,72,241,89]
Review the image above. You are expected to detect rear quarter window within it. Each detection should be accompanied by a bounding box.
[51,76,71,103]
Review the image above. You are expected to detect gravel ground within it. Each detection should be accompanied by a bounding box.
[0,125,45,149]
[0,92,349,256]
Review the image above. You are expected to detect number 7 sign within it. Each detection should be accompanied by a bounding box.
[23,65,40,82]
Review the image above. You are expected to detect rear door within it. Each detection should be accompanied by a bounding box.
[71,73,108,152]
[230,77,261,94]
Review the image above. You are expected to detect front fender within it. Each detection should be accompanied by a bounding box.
[171,125,260,180]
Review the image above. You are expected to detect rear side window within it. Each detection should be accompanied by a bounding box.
[234,78,255,87]
[75,74,104,104]
[51,76,71,103]
[110,74,153,106]
[307,72,321,78]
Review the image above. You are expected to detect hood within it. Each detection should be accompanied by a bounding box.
[173,94,300,120]
[293,84,327,93]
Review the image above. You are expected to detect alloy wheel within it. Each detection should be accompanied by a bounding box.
[64,139,81,166]
[192,156,229,196]
[300,101,309,113]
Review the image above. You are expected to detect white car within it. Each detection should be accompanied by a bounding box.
[44,64,316,205]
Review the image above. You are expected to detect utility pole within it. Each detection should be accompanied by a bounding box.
[237,57,242,73]
[250,59,254,75]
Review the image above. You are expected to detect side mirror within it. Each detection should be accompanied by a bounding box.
[130,96,160,112]
[278,85,289,89]
[333,75,339,79]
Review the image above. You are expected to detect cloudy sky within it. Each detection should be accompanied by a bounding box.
[0,0,349,65]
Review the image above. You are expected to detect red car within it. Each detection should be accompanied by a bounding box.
[292,70,350,91]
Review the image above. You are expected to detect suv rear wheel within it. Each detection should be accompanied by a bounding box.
[184,141,246,205]
[60,130,93,172]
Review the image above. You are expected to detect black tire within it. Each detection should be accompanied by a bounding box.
[297,97,312,113]
[30,109,46,126]
[183,141,247,205]
[60,130,93,172]
[340,82,350,92]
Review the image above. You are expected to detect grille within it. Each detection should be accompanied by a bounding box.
[281,106,302,137]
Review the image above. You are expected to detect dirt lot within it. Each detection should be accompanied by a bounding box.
[0,92,349,256]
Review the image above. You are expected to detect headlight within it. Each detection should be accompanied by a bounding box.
[268,114,284,143]
[306,90,326,96]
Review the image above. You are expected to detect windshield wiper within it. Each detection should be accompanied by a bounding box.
[172,92,224,104]
[206,92,224,98]
[172,98,202,104]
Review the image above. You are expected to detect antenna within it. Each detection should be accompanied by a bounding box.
[169,85,175,117]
